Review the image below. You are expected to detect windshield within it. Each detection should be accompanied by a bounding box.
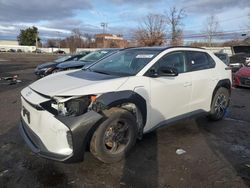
[54,55,71,63]
[89,49,160,76]
[79,50,113,62]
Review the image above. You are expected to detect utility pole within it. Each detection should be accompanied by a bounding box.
[35,32,38,49]
[57,31,61,49]
[101,22,108,33]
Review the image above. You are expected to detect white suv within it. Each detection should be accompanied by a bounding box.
[20,47,232,163]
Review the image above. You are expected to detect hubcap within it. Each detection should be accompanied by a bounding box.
[104,120,130,153]
[214,94,227,117]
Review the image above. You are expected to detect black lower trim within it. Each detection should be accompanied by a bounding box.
[211,79,232,107]
[55,111,103,162]
[144,109,208,134]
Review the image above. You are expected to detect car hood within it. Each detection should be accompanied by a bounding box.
[237,67,250,76]
[57,60,92,69]
[29,69,129,97]
[36,61,58,69]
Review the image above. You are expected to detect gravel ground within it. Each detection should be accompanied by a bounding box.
[0,53,249,188]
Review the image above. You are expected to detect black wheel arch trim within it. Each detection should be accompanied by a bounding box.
[211,79,231,105]
[96,90,147,127]
[55,111,103,162]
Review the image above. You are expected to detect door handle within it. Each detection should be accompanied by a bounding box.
[184,82,192,87]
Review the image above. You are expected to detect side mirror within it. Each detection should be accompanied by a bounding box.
[148,67,178,77]
[158,66,178,77]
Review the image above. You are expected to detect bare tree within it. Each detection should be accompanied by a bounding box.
[204,15,220,47]
[72,28,83,38]
[83,33,94,48]
[134,13,166,46]
[46,39,57,47]
[165,7,185,46]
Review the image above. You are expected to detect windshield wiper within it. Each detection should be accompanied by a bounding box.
[91,70,110,75]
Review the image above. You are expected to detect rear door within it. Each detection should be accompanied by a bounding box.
[185,51,218,112]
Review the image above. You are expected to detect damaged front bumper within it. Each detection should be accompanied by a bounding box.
[20,88,103,163]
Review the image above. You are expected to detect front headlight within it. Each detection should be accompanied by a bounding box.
[56,96,91,116]
[39,67,53,73]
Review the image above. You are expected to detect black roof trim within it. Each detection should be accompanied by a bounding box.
[122,46,205,51]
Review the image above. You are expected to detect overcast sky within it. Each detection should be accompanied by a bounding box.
[0,0,249,42]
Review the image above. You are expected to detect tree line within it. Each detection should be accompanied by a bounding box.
[17,7,250,50]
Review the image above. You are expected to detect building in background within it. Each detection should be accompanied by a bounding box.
[0,40,19,46]
[95,34,128,48]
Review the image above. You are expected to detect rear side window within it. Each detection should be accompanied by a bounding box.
[186,51,215,72]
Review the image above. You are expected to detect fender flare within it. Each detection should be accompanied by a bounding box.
[211,79,231,105]
[96,90,147,126]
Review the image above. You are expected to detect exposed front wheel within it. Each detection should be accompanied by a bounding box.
[208,87,230,121]
[90,108,138,163]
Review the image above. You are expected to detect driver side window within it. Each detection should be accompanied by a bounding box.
[156,51,186,74]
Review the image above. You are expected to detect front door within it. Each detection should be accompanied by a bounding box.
[145,51,192,132]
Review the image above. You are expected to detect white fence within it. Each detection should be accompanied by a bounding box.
[203,47,233,56]
[0,44,100,54]
[0,45,36,52]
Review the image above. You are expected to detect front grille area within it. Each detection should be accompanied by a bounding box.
[240,76,250,86]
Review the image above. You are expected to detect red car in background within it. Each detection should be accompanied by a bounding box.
[233,63,250,87]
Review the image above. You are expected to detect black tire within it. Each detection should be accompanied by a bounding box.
[208,87,230,121]
[90,108,138,163]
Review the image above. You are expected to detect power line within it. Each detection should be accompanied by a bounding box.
[184,15,249,30]
[124,28,250,40]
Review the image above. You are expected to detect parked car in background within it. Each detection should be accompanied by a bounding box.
[35,51,90,77]
[20,47,231,164]
[233,62,250,88]
[55,49,119,72]
[245,57,250,64]
[17,49,23,53]
[32,49,42,53]
[214,52,229,65]
[229,53,250,73]
[0,48,6,52]
[7,49,16,52]
[53,50,66,54]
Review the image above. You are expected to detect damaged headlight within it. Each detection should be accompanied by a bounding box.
[50,96,93,116]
